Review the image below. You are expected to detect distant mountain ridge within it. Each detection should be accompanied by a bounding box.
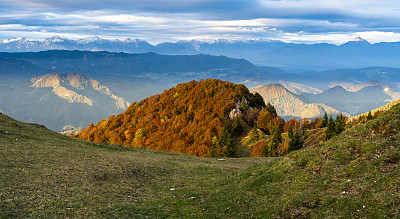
[0,36,154,53]
[0,57,51,80]
[250,83,340,119]
[347,80,400,100]
[3,36,400,70]
[305,81,397,116]
[278,81,322,95]
[0,50,262,85]
[0,72,130,131]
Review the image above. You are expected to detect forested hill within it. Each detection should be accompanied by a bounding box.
[75,79,282,157]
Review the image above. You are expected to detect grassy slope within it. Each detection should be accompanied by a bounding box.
[0,113,268,218]
[349,98,400,122]
[2,103,400,217]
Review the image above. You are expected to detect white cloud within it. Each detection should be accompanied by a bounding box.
[274,31,400,45]
[1,0,400,43]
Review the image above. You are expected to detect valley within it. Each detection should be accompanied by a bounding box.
[1,49,400,133]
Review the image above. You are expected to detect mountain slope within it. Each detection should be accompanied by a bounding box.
[75,79,269,157]
[0,73,130,131]
[278,81,322,95]
[348,80,400,100]
[31,73,129,109]
[349,95,400,122]
[0,57,51,80]
[2,99,400,217]
[0,50,261,84]
[306,84,393,115]
[250,83,340,119]
[237,102,400,217]
[0,111,267,218]
[310,67,400,89]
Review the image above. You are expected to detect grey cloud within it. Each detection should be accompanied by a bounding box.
[1,0,400,43]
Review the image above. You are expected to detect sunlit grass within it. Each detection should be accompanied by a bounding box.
[1,104,400,217]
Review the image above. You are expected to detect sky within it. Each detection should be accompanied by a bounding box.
[1,0,400,44]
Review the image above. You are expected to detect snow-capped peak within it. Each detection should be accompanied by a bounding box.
[115,38,141,43]
[1,37,26,43]
[45,35,67,43]
[352,37,367,42]
[78,36,104,44]
[349,37,371,44]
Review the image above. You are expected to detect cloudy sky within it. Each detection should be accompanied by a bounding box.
[1,0,400,44]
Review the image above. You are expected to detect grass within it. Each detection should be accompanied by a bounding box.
[233,124,267,157]
[1,103,400,218]
[0,113,269,218]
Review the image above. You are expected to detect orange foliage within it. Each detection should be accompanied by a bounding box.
[280,139,290,156]
[75,79,266,157]
[283,118,300,132]
[256,108,284,134]
[251,140,266,157]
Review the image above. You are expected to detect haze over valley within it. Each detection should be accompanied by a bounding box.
[1,46,400,131]
[2,0,400,217]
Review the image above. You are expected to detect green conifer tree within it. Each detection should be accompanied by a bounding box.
[287,125,294,139]
[250,126,260,146]
[231,116,243,135]
[324,115,335,140]
[260,141,268,157]
[239,96,249,113]
[334,114,346,135]
[289,131,303,152]
[366,111,373,121]
[250,92,266,109]
[212,120,235,157]
[322,112,328,127]
[269,126,283,156]
[266,102,276,114]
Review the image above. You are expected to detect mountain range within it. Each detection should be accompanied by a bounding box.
[250,79,400,119]
[0,50,264,87]
[3,36,400,70]
[304,82,397,116]
[250,83,340,120]
[4,50,400,91]
[0,72,129,131]
[1,49,400,131]
[3,34,400,218]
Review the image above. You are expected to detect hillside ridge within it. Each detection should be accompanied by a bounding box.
[2,98,400,217]
[31,73,130,109]
[75,79,275,157]
[250,83,340,119]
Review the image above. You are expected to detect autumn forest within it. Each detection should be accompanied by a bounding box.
[75,79,346,157]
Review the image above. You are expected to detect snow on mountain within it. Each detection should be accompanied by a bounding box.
[0,36,155,53]
[78,36,104,44]
[1,37,27,43]
[2,36,400,70]
[44,35,69,43]
[352,37,368,42]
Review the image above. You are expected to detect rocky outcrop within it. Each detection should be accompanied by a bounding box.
[31,73,130,109]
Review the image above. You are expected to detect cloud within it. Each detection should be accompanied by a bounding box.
[0,0,400,44]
